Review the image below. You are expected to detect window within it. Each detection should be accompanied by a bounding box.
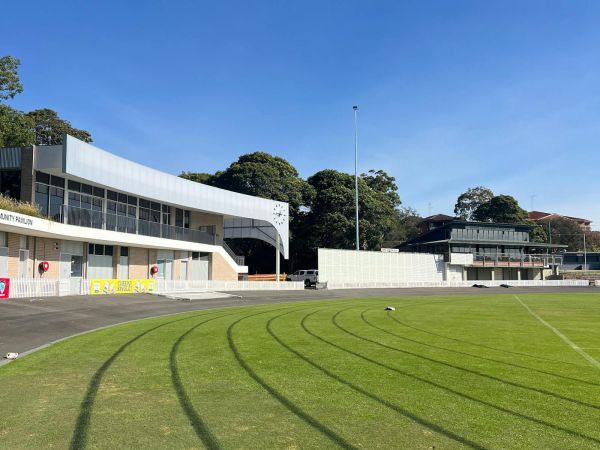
[35,172,64,220]
[88,244,114,256]
[175,208,190,228]
[0,170,22,199]
[121,247,129,257]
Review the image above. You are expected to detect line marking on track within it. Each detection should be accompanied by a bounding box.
[514,295,600,370]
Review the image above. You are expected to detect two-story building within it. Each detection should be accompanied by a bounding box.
[0,136,289,292]
[398,218,566,281]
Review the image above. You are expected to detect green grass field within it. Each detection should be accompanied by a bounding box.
[1,293,599,449]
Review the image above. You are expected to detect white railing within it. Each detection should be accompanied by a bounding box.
[325,280,590,289]
[8,279,61,298]
[154,279,304,293]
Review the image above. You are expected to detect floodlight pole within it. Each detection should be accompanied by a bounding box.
[353,105,360,251]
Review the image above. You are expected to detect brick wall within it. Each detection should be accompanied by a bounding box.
[190,211,224,242]
[32,237,61,279]
[129,247,149,279]
[210,251,238,281]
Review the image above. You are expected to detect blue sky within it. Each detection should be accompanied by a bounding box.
[4,1,600,223]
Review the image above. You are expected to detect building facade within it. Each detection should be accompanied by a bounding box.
[398,219,566,281]
[528,211,592,231]
[0,136,289,291]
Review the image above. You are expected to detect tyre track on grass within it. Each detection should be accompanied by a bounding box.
[385,309,587,368]
[332,308,600,412]
[300,308,600,446]
[169,311,244,450]
[266,308,487,450]
[227,305,359,450]
[69,310,221,450]
[357,309,600,387]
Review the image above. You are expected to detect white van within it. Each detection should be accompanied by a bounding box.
[286,269,319,287]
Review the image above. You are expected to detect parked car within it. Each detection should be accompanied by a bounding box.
[286,269,319,287]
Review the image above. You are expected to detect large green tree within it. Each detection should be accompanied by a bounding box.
[0,56,23,102]
[0,105,34,147]
[181,151,314,273]
[26,108,92,145]
[383,206,422,247]
[542,218,585,251]
[473,195,528,223]
[0,56,92,146]
[300,169,400,261]
[454,186,494,220]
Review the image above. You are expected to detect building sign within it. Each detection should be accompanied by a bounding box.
[380,248,400,253]
[0,278,9,299]
[90,279,156,295]
[0,212,34,227]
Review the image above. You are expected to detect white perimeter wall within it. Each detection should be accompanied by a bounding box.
[318,248,445,285]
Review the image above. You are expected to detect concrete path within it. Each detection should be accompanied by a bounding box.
[0,286,592,363]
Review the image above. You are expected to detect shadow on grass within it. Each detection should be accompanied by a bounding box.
[266,309,486,450]
[331,309,600,412]
[169,312,242,450]
[300,309,600,447]
[356,309,600,387]
[227,308,358,450]
[69,312,210,450]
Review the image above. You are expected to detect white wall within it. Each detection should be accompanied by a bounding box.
[318,249,445,285]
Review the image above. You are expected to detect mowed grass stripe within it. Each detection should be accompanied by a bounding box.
[357,309,600,387]
[1,294,599,449]
[68,309,222,450]
[300,308,600,447]
[332,308,600,412]
[266,308,487,450]
[227,306,359,449]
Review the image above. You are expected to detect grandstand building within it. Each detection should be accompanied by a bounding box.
[0,136,288,293]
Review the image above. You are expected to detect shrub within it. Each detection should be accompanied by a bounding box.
[0,194,43,218]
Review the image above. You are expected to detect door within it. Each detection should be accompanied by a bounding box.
[180,260,188,281]
[164,260,173,280]
[60,253,83,294]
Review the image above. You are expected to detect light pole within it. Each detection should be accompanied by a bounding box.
[353,105,359,251]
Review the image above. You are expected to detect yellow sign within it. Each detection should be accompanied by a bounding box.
[90,279,157,295]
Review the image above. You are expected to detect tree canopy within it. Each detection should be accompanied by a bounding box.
[473,195,528,223]
[0,55,92,146]
[0,56,23,102]
[454,186,494,220]
[542,218,585,251]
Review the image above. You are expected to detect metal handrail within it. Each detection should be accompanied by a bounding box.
[222,240,245,266]
[53,205,217,246]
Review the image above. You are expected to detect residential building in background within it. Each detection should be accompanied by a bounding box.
[528,211,592,231]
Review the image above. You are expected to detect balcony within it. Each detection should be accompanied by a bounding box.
[49,204,218,246]
[471,252,563,268]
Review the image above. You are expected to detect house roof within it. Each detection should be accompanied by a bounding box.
[528,211,592,224]
[420,214,457,223]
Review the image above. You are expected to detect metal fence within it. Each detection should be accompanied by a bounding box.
[54,205,217,245]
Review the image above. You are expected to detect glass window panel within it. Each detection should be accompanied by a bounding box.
[107,190,118,201]
[35,172,50,184]
[93,187,105,198]
[81,184,92,195]
[50,175,65,188]
[68,180,81,191]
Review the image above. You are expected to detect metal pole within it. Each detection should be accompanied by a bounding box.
[584,232,587,270]
[353,105,360,251]
[276,232,280,288]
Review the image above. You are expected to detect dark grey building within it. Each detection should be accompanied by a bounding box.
[398,218,566,281]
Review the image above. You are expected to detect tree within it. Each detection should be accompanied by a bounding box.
[0,56,23,102]
[179,172,215,185]
[301,169,399,258]
[361,169,401,208]
[383,206,422,247]
[541,218,585,251]
[0,105,34,147]
[454,186,494,220]
[473,195,529,223]
[26,109,92,145]
[182,151,314,273]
